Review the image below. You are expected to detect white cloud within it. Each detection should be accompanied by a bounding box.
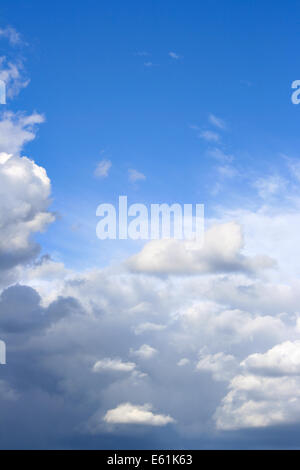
[241,341,300,377]
[0,57,29,99]
[217,204,300,279]
[0,26,22,45]
[0,112,45,155]
[134,322,166,335]
[177,358,190,367]
[130,344,158,359]
[94,159,112,178]
[103,403,175,426]
[286,156,300,182]
[128,168,146,182]
[199,130,220,142]
[25,257,68,283]
[0,151,54,275]
[208,114,226,130]
[127,222,276,276]
[169,52,181,60]
[215,373,300,430]
[206,147,234,162]
[254,175,286,199]
[93,358,137,373]
[215,341,300,430]
[190,124,221,143]
[3,227,300,442]
[135,51,151,57]
[0,152,12,164]
[216,165,237,179]
[196,352,238,381]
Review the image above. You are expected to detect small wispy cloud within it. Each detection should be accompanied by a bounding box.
[206,148,234,162]
[0,26,22,46]
[209,113,226,130]
[130,344,157,359]
[134,322,166,335]
[211,164,238,196]
[93,358,136,373]
[169,51,181,60]
[144,61,154,67]
[128,168,146,183]
[190,124,220,142]
[0,57,30,98]
[94,159,112,178]
[199,130,220,142]
[216,165,238,178]
[177,358,190,367]
[254,175,286,199]
[189,124,200,131]
[135,51,151,57]
[283,155,300,182]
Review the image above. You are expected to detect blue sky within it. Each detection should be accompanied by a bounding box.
[2,0,300,268]
[2,0,300,449]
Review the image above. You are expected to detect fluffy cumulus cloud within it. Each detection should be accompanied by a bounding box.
[0,112,45,155]
[0,86,52,285]
[241,341,300,377]
[103,403,175,426]
[127,222,276,275]
[0,151,54,279]
[215,341,300,430]
[2,242,300,447]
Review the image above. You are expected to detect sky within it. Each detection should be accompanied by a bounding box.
[2,0,300,449]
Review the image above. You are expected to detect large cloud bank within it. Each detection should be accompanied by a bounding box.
[2,37,300,450]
